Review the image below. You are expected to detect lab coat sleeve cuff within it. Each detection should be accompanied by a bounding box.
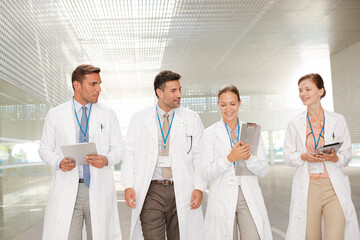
[220,156,232,170]
[56,157,62,170]
[335,154,344,167]
[285,152,305,167]
[105,154,112,166]
[245,154,257,167]
[294,152,304,166]
[124,184,134,190]
[194,185,205,192]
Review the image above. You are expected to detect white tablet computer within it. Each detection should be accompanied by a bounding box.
[61,142,97,165]
[314,142,343,154]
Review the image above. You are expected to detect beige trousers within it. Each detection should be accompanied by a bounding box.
[68,183,92,240]
[306,178,345,240]
[233,186,260,240]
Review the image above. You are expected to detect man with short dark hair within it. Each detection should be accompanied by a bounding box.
[39,64,123,240]
[122,70,206,239]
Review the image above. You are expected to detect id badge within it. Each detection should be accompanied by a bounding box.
[157,156,171,167]
[309,162,325,174]
[227,173,241,186]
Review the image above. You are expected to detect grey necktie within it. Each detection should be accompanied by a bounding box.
[161,112,172,180]
[80,106,90,187]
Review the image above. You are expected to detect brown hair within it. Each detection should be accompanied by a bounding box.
[218,84,240,101]
[71,64,101,89]
[153,70,181,98]
[298,73,326,99]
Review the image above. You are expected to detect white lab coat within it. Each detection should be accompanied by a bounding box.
[121,105,206,240]
[284,110,360,240]
[38,100,123,240]
[201,119,272,240]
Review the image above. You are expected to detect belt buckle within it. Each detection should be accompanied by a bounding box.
[163,180,172,185]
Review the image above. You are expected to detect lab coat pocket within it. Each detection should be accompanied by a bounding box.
[98,125,110,154]
[182,135,193,158]
[252,187,268,220]
[327,129,341,144]
[342,175,351,195]
[253,187,266,205]
[183,134,193,154]
[290,187,305,221]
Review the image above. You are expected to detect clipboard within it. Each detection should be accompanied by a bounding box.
[314,142,343,154]
[235,122,261,176]
[60,142,97,165]
[240,122,261,156]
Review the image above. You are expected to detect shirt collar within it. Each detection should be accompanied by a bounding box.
[156,103,175,119]
[73,97,91,113]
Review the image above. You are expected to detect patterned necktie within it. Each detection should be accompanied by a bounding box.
[161,112,172,180]
[80,106,90,187]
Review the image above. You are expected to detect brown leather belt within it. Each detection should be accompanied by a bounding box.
[151,180,174,185]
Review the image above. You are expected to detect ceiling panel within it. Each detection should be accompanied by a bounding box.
[1,0,359,102]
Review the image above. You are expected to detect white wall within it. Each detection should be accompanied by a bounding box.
[331,40,360,143]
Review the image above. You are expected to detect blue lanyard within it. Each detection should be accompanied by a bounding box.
[73,97,92,142]
[307,112,325,150]
[224,119,240,166]
[156,106,175,149]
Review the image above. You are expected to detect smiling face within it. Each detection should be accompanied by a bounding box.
[298,79,324,106]
[218,91,241,124]
[73,73,102,105]
[156,80,182,112]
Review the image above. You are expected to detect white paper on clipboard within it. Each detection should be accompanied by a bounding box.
[235,122,261,176]
[61,142,97,165]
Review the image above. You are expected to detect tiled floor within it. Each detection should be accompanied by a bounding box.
[5,165,360,240]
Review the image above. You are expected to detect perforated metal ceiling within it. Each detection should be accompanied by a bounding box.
[1,0,360,104]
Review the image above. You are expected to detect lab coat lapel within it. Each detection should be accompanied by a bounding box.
[170,109,185,142]
[215,119,232,151]
[324,110,337,144]
[89,104,105,140]
[143,108,158,144]
[294,111,307,147]
[62,101,77,144]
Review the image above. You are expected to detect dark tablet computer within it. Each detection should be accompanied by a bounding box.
[314,142,343,154]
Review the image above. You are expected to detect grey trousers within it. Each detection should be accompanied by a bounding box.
[68,183,92,240]
[233,186,260,240]
[140,182,179,240]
